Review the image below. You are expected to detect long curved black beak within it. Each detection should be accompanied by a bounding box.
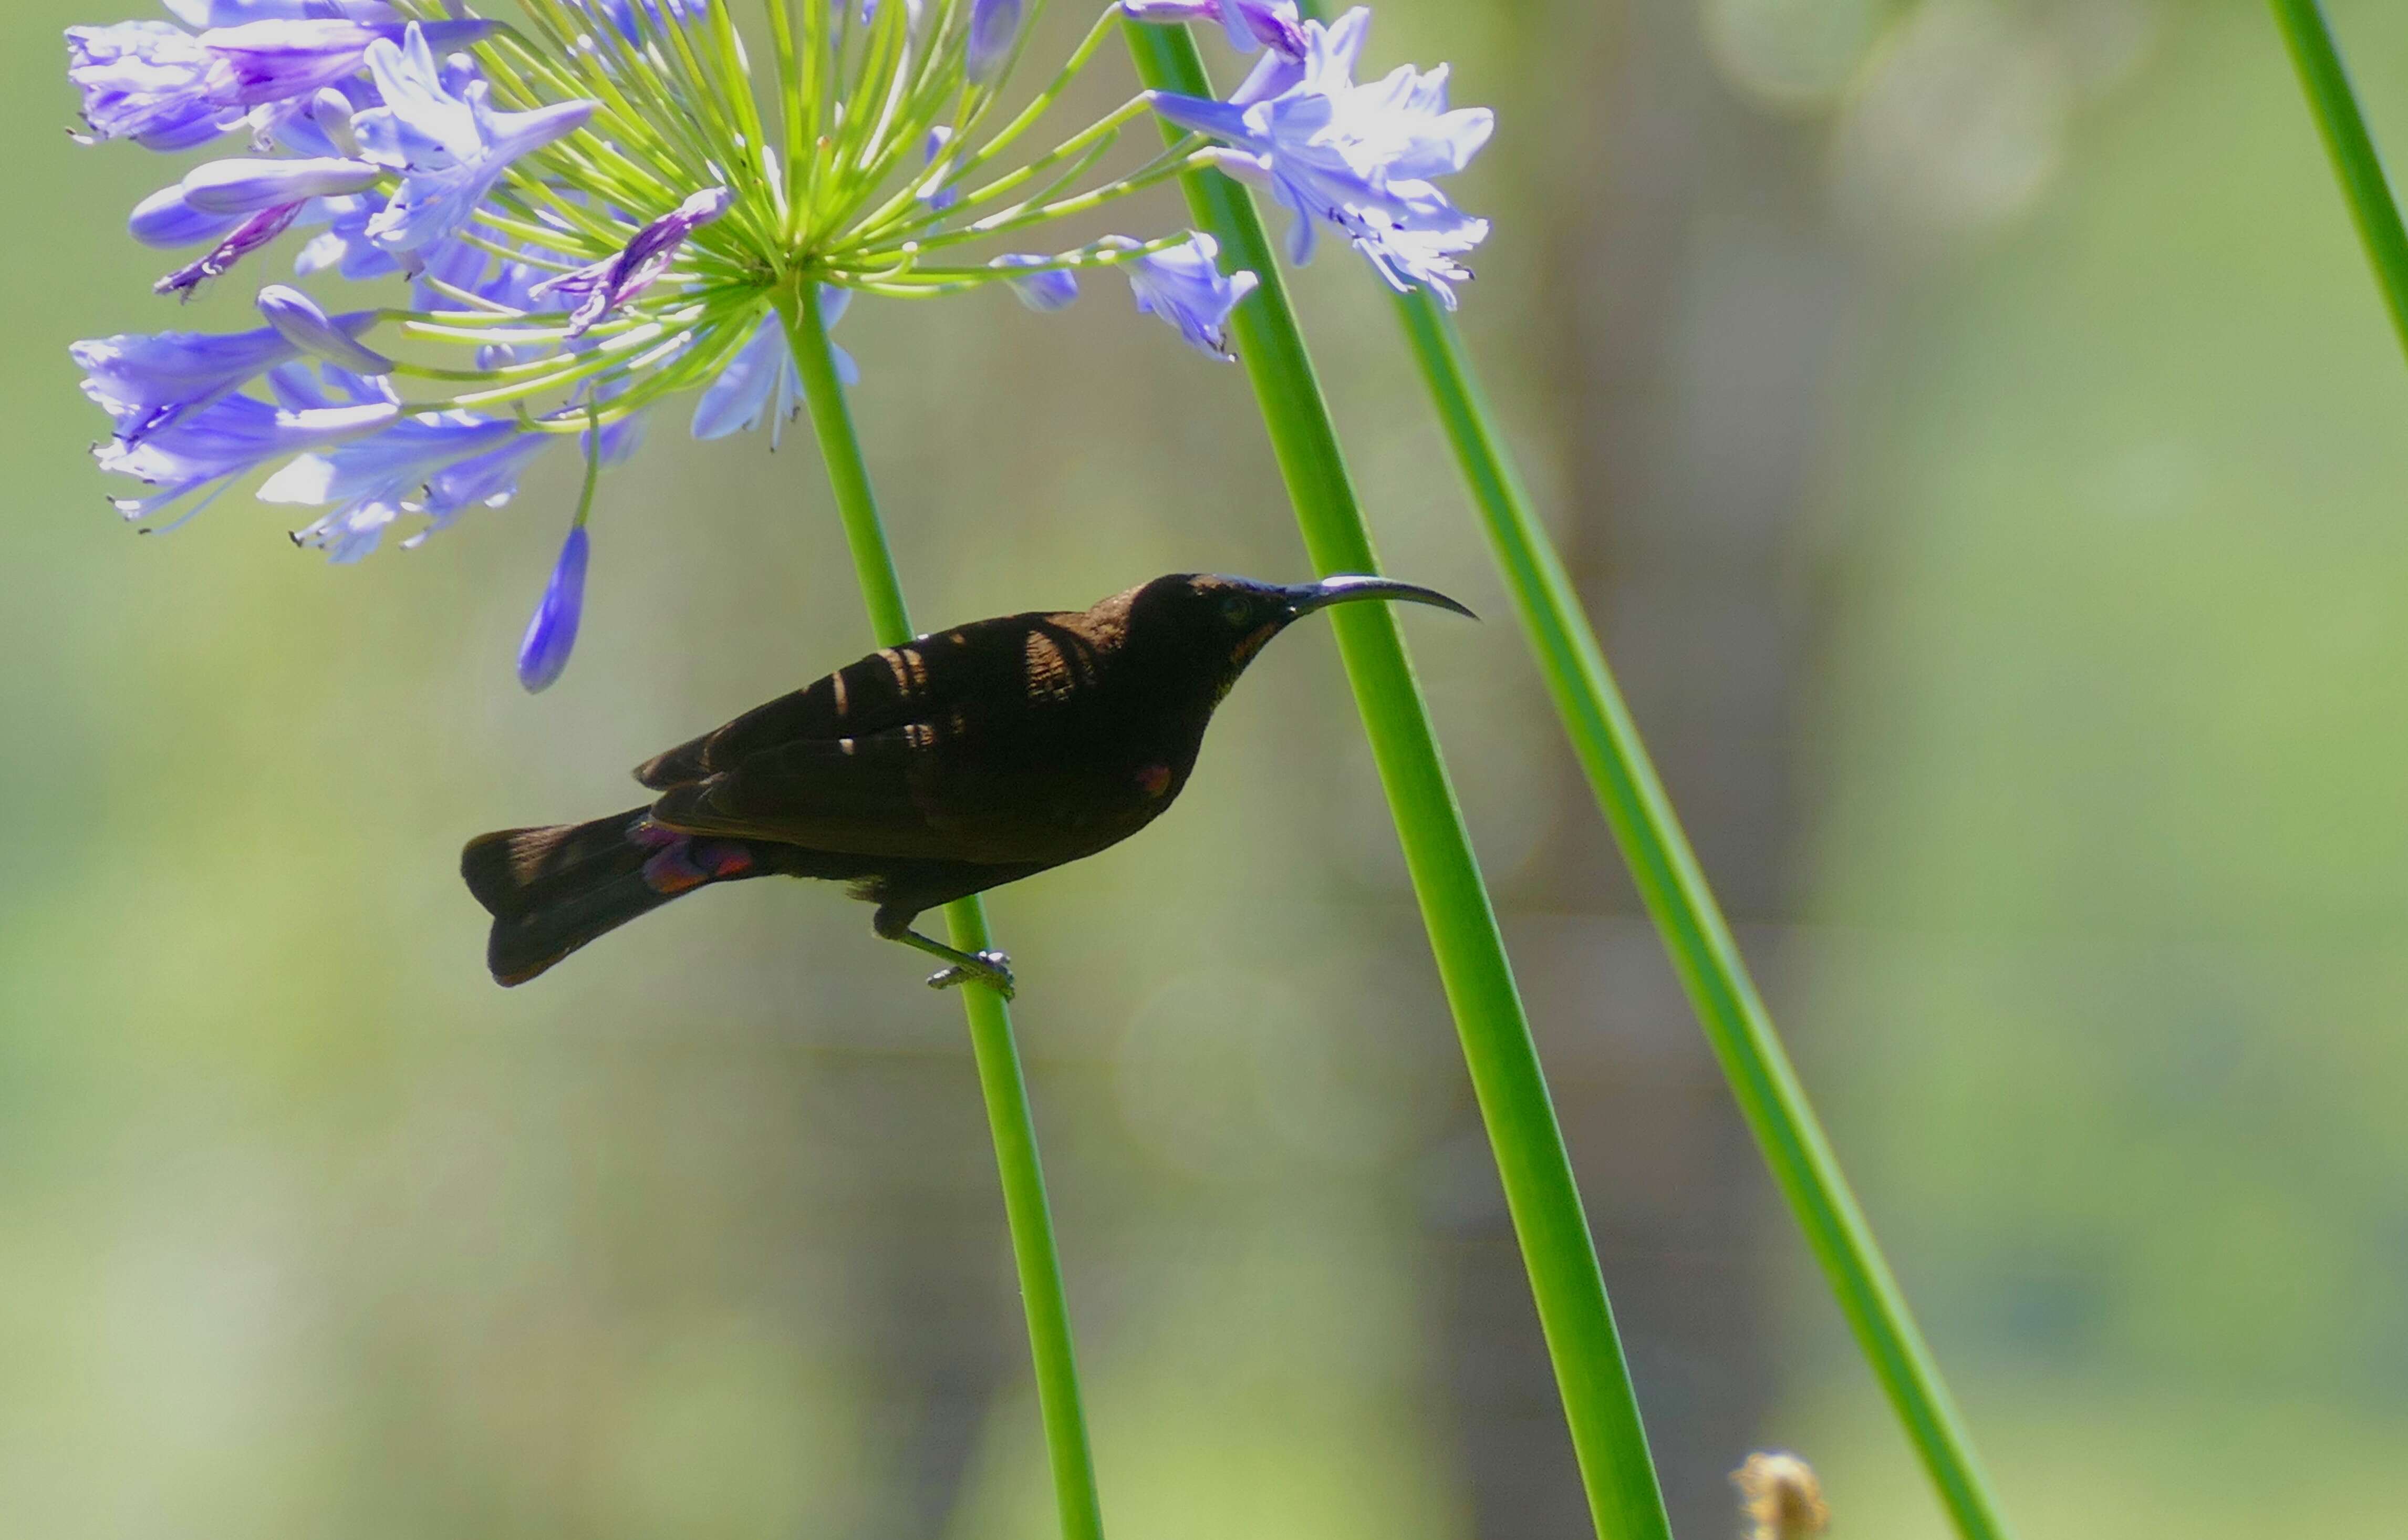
[1283,574,1479,622]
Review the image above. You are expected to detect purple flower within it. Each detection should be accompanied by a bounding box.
[291,193,401,281]
[588,407,648,467]
[423,246,556,364]
[419,434,550,526]
[154,202,308,295]
[1147,7,1492,307]
[594,0,712,43]
[1106,233,1257,359]
[1119,0,1304,60]
[413,396,637,550]
[260,405,521,560]
[990,253,1080,312]
[918,126,961,211]
[65,14,487,149]
[75,293,377,448]
[128,184,241,248]
[575,367,656,467]
[65,23,238,148]
[179,153,381,214]
[354,24,597,254]
[528,187,731,339]
[516,525,588,692]
[66,0,1324,687]
[691,294,856,441]
[92,381,398,526]
[165,3,400,21]
[74,324,299,445]
[256,283,392,373]
[202,18,488,110]
[966,0,1023,85]
[257,84,365,162]
[131,149,379,294]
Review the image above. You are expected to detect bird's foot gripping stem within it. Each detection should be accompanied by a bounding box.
[926,949,1016,1000]
[887,925,1016,1000]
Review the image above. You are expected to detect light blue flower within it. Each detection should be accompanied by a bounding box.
[517,525,589,693]
[691,293,857,441]
[1106,233,1257,360]
[137,126,383,294]
[1147,6,1492,307]
[155,203,309,295]
[74,323,301,443]
[990,253,1080,313]
[1119,0,1304,60]
[418,399,637,550]
[594,0,713,44]
[354,23,596,254]
[256,283,392,373]
[69,0,1413,686]
[528,187,731,339]
[966,0,1023,85]
[291,193,401,281]
[65,22,238,148]
[92,379,398,526]
[205,17,490,110]
[261,402,522,561]
[128,183,241,248]
[165,3,400,22]
[64,13,487,148]
[264,86,367,161]
[918,126,961,212]
[179,153,380,213]
[421,433,551,524]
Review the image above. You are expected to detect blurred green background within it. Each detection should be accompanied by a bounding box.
[7,0,2407,1535]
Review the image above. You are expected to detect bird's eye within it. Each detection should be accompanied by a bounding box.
[1220,595,1253,627]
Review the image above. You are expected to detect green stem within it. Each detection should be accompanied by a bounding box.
[1120,24,1670,1540]
[1391,296,2016,1540]
[2268,0,2408,361]
[1201,0,2016,1522]
[781,282,1107,1540]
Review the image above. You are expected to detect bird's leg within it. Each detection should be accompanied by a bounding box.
[900,931,1018,999]
[875,908,1016,999]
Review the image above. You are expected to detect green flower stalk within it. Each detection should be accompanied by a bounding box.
[1120,20,1673,1540]
[1387,291,2016,1540]
[2267,0,2408,363]
[1141,1,2013,1532]
[1115,1,2016,1533]
[784,281,1105,1540]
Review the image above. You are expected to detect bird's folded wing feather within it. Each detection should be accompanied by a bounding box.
[634,618,1043,790]
[647,720,1040,861]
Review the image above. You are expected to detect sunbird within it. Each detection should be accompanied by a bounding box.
[463,572,1475,997]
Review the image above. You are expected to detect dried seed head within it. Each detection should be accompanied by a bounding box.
[1734,1452,1830,1540]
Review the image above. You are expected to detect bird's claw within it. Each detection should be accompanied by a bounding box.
[926,949,1016,1000]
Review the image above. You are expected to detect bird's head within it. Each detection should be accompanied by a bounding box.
[1124,572,1478,700]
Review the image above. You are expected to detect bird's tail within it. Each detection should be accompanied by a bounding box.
[461,808,770,986]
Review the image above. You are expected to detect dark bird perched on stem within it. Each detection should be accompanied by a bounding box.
[463,572,1475,997]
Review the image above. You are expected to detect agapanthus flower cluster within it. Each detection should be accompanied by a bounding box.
[1146,7,1492,306]
[68,0,1491,688]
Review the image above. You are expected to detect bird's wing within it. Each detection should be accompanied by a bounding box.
[632,612,1091,789]
[645,718,1004,860]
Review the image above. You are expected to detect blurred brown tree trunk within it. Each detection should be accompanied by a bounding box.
[1432,1,1851,1534]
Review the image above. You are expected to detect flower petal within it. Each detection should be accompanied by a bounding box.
[517,525,589,692]
[990,253,1080,313]
[256,284,392,374]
